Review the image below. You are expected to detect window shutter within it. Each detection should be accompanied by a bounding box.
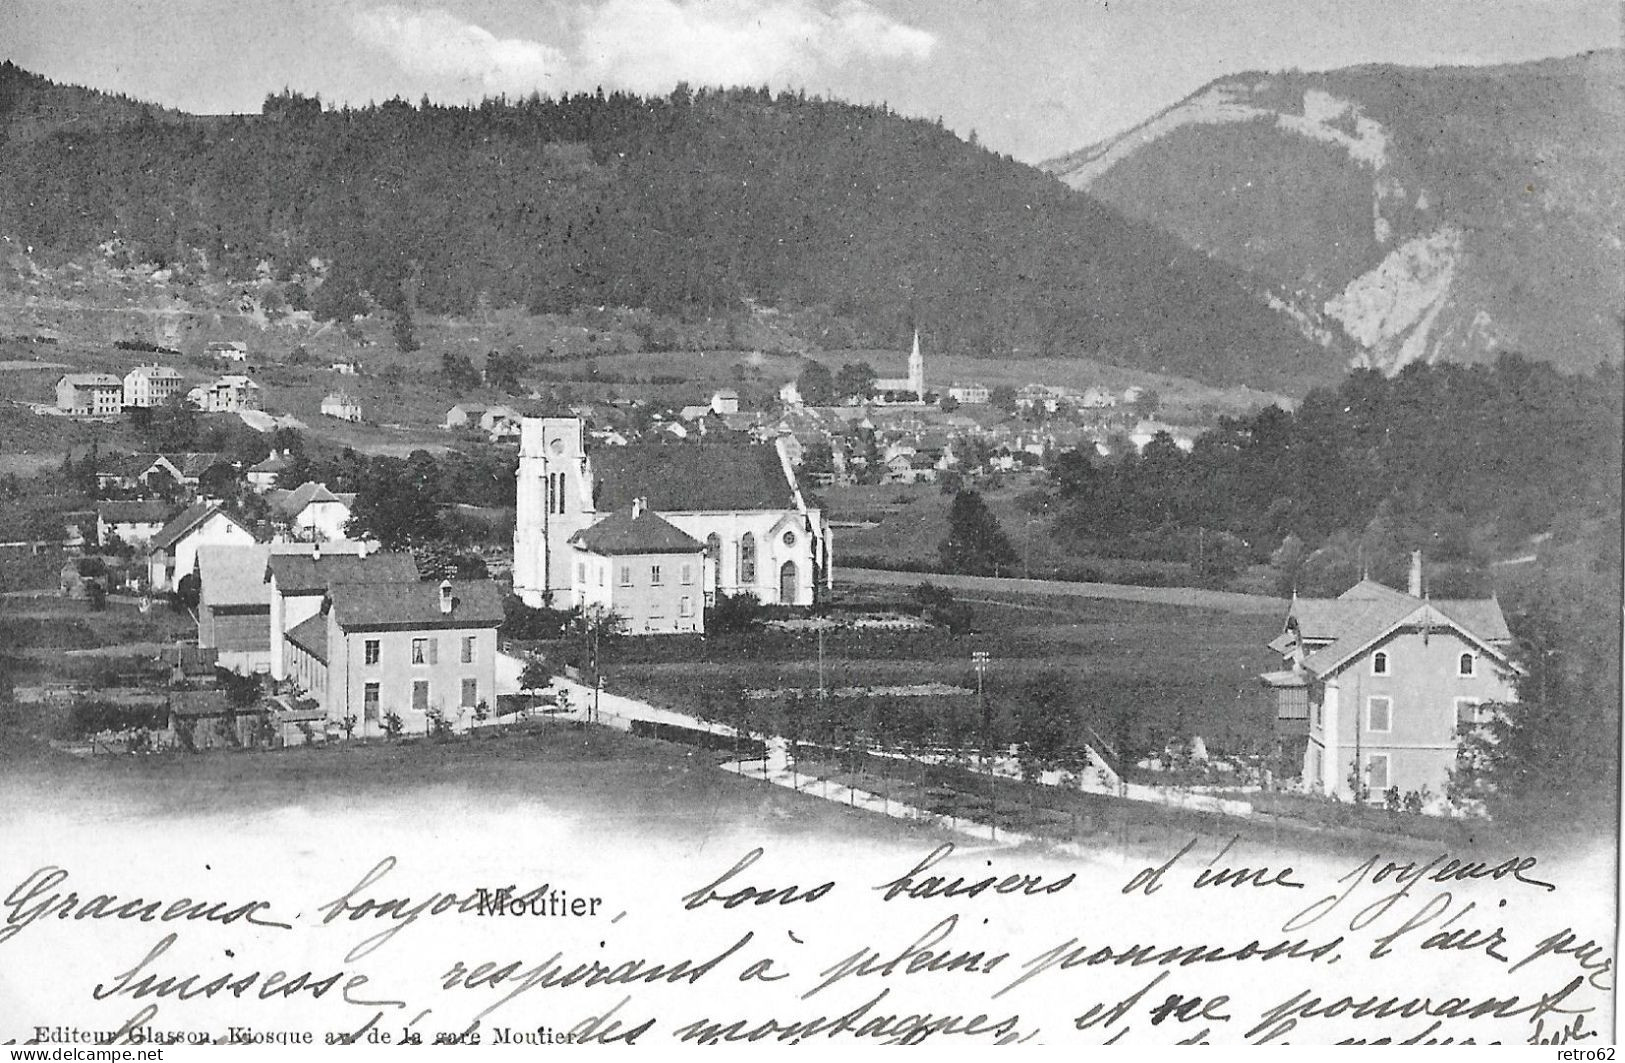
[429,638,439,664]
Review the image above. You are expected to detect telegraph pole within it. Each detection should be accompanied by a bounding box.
[974,650,993,842]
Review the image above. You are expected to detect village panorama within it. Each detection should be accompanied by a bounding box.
[0,60,1617,859]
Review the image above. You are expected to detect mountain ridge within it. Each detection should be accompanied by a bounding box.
[1043,49,1625,376]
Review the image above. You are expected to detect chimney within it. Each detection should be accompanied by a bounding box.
[311,541,321,562]
[632,497,646,519]
[439,579,454,614]
[1408,550,1423,598]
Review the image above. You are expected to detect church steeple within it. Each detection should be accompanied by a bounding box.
[908,329,925,402]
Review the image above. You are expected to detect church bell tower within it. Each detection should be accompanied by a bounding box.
[514,417,593,608]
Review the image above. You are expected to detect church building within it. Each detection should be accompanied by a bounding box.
[514,417,832,613]
[874,330,926,403]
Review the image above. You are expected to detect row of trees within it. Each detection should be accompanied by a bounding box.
[1047,357,1621,582]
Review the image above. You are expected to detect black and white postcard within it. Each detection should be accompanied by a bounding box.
[1,0,1619,1049]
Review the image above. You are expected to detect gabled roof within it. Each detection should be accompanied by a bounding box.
[266,551,419,594]
[285,614,328,662]
[201,542,368,608]
[249,453,288,474]
[589,442,797,512]
[327,579,505,631]
[149,502,254,552]
[570,509,704,556]
[125,364,182,380]
[267,481,348,519]
[96,500,173,524]
[1279,578,1515,679]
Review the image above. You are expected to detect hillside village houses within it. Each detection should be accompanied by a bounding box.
[514,416,831,614]
[1261,553,1520,805]
[95,452,227,494]
[321,391,363,422]
[189,374,261,413]
[55,373,122,416]
[122,364,184,408]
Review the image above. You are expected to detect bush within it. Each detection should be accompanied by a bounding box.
[709,591,765,633]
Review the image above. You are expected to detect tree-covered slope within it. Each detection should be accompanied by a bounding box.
[0,64,1337,392]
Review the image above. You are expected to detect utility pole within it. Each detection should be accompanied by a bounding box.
[974,650,993,842]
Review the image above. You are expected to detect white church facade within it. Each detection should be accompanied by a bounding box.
[514,417,832,613]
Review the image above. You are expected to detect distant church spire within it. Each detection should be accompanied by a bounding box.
[908,329,924,402]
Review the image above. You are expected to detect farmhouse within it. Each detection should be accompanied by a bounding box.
[1261,555,1519,804]
[207,341,248,363]
[55,373,123,417]
[96,500,173,548]
[514,417,831,613]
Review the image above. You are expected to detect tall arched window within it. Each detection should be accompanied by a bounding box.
[705,533,723,589]
[739,533,757,583]
[1372,651,1389,676]
[1458,653,1475,677]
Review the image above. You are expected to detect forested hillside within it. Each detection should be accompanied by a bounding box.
[0,64,1335,391]
[1049,355,1622,590]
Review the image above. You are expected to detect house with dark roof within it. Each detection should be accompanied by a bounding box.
[282,578,505,736]
[265,548,418,681]
[266,481,357,542]
[96,500,174,547]
[569,502,706,635]
[513,417,831,615]
[1261,555,1519,805]
[246,452,290,492]
[146,502,258,592]
[195,541,367,675]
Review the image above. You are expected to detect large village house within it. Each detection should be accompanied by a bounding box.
[122,364,185,408]
[569,502,707,635]
[1261,554,1519,805]
[55,373,122,416]
[282,577,505,736]
[265,549,420,682]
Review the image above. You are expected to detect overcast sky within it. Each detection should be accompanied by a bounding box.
[3,0,1618,162]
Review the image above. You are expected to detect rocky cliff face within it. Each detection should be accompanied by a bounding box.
[1044,51,1625,377]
